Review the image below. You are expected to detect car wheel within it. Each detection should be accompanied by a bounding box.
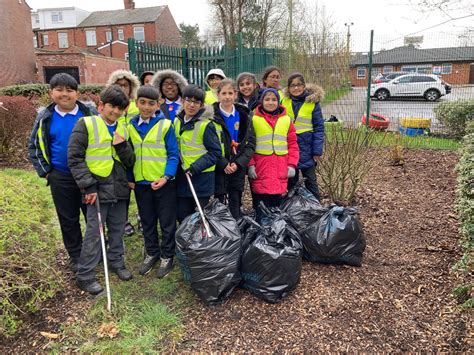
[424,89,440,102]
[376,89,389,100]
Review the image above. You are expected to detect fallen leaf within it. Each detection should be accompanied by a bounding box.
[40,331,60,339]
[97,322,119,339]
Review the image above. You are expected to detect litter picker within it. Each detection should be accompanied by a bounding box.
[185,172,212,238]
[95,195,112,311]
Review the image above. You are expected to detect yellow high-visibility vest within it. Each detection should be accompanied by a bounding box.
[83,115,129,177]
[252,113,291,155]
[174,118,215,172]
[128,119,171,181]
[281,97,315,134]
[204,90,218,105]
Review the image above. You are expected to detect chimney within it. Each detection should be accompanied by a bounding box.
[124,0,135,9]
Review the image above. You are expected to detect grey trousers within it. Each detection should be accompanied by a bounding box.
[76,200,126,281]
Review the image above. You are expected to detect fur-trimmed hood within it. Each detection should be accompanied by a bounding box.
[106,70,141,99]
[151,69,188,98]
[282,83,325,103]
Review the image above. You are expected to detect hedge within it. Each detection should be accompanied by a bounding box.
[0,83,104,97]
[434,100,474,139]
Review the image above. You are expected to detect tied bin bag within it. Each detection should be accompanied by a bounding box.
[302,206,366,266]
[239,204,303,303]
[175,200,241,305]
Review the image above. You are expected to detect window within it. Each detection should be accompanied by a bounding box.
[106,31,112,43]
[86,30,97,46]
[441,63,452,74]
[118,29,124,41]
[58,32,68,48]
[125,52,129,61]
[51,11,63,23]
[371,67,382,79]
[401,65,417,73]
[401,64,432,74]
[357,67,366,79]
[33,36,38,48]
[411,76,436,83]
[133,26,145,42]
[43,34,49,46]
[383,66,393,73]
[398,76,412,83]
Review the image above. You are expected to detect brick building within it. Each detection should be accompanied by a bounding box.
[0,0,36,86]
[350,45,474,86]
[33,1,181,61]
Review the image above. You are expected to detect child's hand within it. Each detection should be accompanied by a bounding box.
[84,192,97,205]
[248,165,257,179]
[151,177,168,190]
[128,182,135,190]
[113,131,125,145]
[287,166,296,178]
[224,163,237,174]
[313,155,321,162]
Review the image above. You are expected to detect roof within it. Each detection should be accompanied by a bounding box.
[78,6,166,27]
[351,45,474,66]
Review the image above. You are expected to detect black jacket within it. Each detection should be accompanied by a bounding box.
[212,102,256,193]
[175,106,222,198]
[67,119,136,203]
[28,101,97,177]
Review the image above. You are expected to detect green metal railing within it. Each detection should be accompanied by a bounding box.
[128,34,284,87]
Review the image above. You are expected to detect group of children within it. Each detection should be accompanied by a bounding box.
[28,65,325,295]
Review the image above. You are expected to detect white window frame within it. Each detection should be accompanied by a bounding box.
[58,32,68,48]
[51,11,63,23]
[117,28,124,41]
[125,52,129,61]
[357,67,366,79]
[106,31,112,43]
[383,65,393,73]
[43,33,49,46]
[441,63,452,74]
[85,30,97,46]
[401,64,432,73]
[33,36,38,48]
[133,26,145,42]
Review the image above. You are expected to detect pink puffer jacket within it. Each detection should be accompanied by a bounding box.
[248,105,299,195]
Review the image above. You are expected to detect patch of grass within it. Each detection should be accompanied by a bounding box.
[321,87,351,106]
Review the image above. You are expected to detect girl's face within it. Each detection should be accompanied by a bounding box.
[264,70,281,89]
[207,74,223,90]
[262,92,279,112]
[289,78,305,97]
[115,78,132,98]
[238,77,257,98]
[217,84,237,108]
[183,97,203,117]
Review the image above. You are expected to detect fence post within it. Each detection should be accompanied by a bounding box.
[181,47,189,82]
[128,38,137,74]
[237,32,243,75]
[364,30,374,146]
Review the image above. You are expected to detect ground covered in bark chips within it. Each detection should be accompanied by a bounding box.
[175,149,470,352]
[2,149,471,352]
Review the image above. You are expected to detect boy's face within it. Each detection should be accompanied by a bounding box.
[183,97,203,117]
[115,78,132,98]
[262,92,279,112]
[161,78,179,101]
[238,77,257,98]
[137,97,159,119]
[99,101,125,124]
[217,84,237,108]
[50,86,78,111]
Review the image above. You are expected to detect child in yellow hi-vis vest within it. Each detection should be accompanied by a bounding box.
[68,86,136,295]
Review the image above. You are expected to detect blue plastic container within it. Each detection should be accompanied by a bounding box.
[399,127,425,136]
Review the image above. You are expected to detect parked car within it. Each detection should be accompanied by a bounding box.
[370,73,451,102]
[372,71,409,84]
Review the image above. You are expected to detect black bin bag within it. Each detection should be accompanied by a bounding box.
[280,182,328,233]
[302,205,366,266]
[239,205,303,303]
[175,199,241,305]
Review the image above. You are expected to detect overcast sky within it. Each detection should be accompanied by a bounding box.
[26,0,473,50]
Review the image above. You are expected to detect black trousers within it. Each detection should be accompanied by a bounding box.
[48,169,86,260]
[177,196,210,223]
[252,193,283,223]
[215,189,242,220]
[287,166,320,200]
[135,182,177,259]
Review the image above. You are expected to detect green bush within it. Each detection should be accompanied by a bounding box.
[0,170,65,336]
[453,120,474,309]
[0,84,104,97]
[434,100,474,139]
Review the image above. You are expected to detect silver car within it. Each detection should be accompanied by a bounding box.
[370,73,451,102]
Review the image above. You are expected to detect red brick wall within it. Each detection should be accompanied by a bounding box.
[155,7,181,47]
[0,1,36,86]
[97,42,129,60]
[350,63,472,86]
[36,52,128,84]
